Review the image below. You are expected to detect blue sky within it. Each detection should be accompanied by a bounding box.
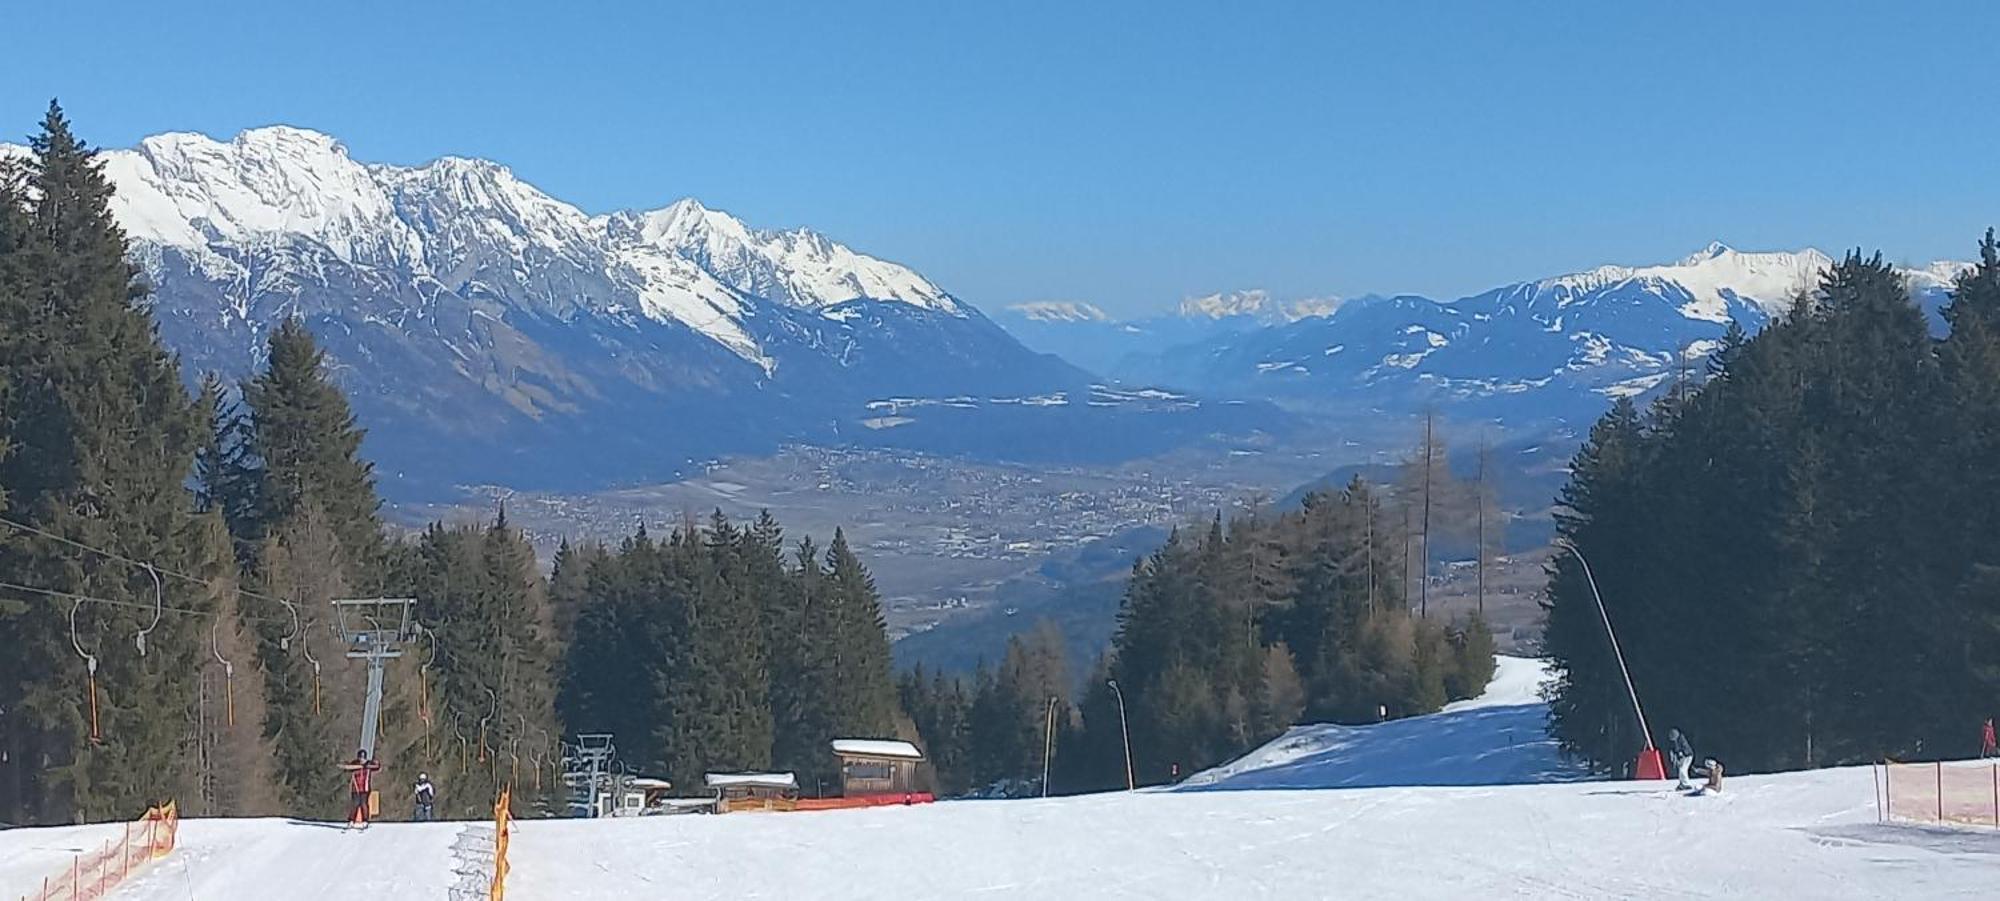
[3,1,1995,317]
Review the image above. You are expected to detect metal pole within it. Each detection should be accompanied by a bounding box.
[359,658,387,759]
[1108,680,1134,791]
[1555,538,1654,750]
[1041,696,1058,798]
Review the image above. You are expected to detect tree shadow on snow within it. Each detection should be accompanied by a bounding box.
[1802,823,2000,857]
[1178,703,1588,793]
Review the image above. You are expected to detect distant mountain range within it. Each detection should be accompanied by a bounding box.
[2,127,1280,494]
[1001,243,1969,428]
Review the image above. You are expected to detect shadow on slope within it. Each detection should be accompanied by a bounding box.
[1179,656,1588,792]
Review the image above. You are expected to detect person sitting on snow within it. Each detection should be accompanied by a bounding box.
[1702,758,1724,794]
[414,772,436,822]
[1668,728,1694,790]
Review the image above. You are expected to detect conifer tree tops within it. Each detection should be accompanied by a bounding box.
[1545,240,2000,772]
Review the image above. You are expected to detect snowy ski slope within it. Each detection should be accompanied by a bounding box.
[1178,654,1582,791]
[4,656,1996,899]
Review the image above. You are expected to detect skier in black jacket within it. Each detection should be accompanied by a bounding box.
[413,773,436,821]
[1668,728,1694,790]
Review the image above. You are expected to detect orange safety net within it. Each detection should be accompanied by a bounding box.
[20,801,179,901]
[490,787,512,901]
[1880,760,2000,828]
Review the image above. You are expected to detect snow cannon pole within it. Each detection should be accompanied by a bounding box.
[1555,537,1662,778]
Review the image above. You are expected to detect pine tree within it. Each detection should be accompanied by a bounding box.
[0,103,205,824]
[192,373,260,557]
[1541,397,1647,769]
[190,508,279,816]
[768,535,832,779]
[823,529,898,739]
[240,318,384,577]
[1252,643,1306,740]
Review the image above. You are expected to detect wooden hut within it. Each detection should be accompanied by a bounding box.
[830,739,925,797]
[704,772,799,813]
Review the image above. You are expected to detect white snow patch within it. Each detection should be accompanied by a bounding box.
[1006,301,1110,322]
[1600,371,1674,398]
[830,739,923,760]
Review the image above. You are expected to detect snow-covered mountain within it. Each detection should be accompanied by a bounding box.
[6,126,1278,492]
[1011,244,1970,427]
[1177,289,1342,324]
[998,288,1341,378]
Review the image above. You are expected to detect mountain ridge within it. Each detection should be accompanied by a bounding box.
[1001,244,1971,421]
[2,125,1276,494]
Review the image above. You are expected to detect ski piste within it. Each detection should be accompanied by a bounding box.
[9,656,1994,899]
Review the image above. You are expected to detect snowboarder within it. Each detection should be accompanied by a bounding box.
[1981,718,1997,759]
[414,773,436,822]
[339,749,383,827]
[1700,758,1724,795]
[1668,728,1694,790]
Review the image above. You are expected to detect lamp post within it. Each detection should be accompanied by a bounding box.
[1107,679,1135,791]
[1554,536,1661,777]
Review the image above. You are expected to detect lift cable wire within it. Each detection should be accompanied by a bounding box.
[0,578,292,623]
[0,513,298,614]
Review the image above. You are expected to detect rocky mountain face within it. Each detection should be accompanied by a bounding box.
[4,126,1278,495]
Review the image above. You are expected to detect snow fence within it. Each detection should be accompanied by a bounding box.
[1878,760,2000,828]
[493,787,512,901]
[16,801,178,901]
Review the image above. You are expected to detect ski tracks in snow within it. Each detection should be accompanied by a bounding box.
[447,823,496,901]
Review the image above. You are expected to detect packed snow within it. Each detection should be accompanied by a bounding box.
[6,655,1997,899]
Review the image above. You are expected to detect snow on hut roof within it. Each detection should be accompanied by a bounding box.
[831,739,924,760]
[703,772,799,789]
[627,777,673,790]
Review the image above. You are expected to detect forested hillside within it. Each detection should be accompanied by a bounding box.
[900,485,1498,796]
[1546,240,2000,773]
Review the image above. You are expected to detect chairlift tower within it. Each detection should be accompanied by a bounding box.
[568,733,617,817]
[333,597,420,759]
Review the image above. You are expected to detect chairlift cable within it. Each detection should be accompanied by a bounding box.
[0,514,298,613]
[0,579,287,622]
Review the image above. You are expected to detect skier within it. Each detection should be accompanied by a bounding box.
[414,772,436,822]
[339,749,383,828]
[1668,728,1694,790]
[1981,718,1997,759]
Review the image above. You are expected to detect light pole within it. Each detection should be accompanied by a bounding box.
[1107,679,1134,791]
[1554,536,1660,774]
